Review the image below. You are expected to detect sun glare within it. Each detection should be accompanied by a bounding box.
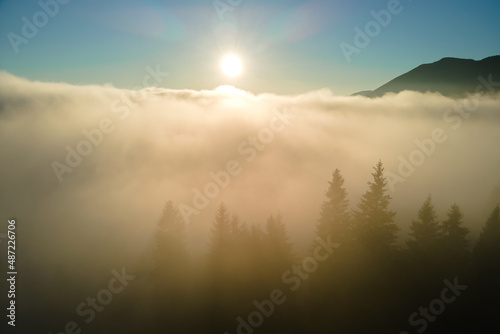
[221,54,243,77]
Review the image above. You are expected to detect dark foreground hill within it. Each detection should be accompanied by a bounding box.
[354,56,500,98]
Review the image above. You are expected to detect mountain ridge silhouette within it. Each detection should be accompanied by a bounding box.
[354,56,500,98]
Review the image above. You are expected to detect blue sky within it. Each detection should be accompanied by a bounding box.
[1,0,499,95]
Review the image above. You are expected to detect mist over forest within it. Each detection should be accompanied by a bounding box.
[1,71,500,333]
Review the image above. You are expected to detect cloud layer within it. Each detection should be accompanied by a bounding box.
[1,71,500,274]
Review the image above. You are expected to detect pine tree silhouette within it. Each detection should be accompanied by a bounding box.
[149,200,190,333]
[407,195,441,253]
[471,204,500,332]
[205,203,235,332]
[265,213,294,267]
[474,204,500,271]
[208,202,231,260]
[317,169,351,244]
[441,204,469,253]
[152,200,189,283]
[352,161,399,252]
[440,203,470,273]
[404,196,445,304]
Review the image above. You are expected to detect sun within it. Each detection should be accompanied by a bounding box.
[221,54,243,77]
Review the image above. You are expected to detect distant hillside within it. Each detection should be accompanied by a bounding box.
[354,56,500,98]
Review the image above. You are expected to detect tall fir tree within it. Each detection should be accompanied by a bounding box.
[407,195,442,253]
[227,213,257,278]
[208,202,231,264]
[205,204,272,332]
[441,204,469,251]
[205,203,234,331]
[472,204,500,319]
[352,161,399,252]
[474,204,500,270]
[149,200,190,332]
[405,196,444,294]
[152,200,189,282]
[440,203,470,268]
[265,213,294,266]
[317,169,351,244]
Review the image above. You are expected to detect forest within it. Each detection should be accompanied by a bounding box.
[123,161,500,334]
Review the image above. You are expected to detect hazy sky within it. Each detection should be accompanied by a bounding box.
[1,3,499,333]
[1,0,499,95]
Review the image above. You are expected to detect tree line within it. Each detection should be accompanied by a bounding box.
[141,161,500,334]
